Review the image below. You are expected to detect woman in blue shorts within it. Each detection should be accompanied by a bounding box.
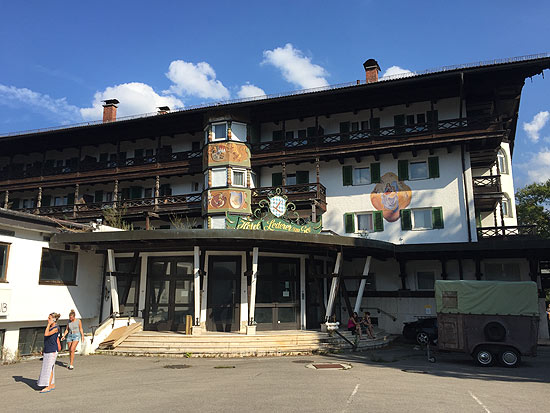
[61,309,84,370]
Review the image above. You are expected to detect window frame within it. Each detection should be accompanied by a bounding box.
[412,208,433,230]
[353,167,371,186]
[231,168,247,187]
[356,213,374,233]
[0,242,10,282]
[211,167,228,188]
[416,270,435,290]
[38,248,78,286]
[497,149,508,174]
[212,122,227,141]
[502,195,513,218]
[409,160,429,180]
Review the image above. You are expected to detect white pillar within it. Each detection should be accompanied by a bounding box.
[107,249,120,316]
[300,256,306,329]
[325,252,342,322]
[138,255,147,319]
[248,247,259,324]
[193,247,201,326]
[200,253,209,327]
[240,253,248,333]
[354,256,372,314]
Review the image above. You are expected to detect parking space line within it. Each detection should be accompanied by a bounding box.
[468,390,491,413]
[347,384,360,404]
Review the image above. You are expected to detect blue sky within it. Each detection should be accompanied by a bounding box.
[1,1,549,187]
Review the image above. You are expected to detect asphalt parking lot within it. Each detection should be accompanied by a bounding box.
[2,342,549,413]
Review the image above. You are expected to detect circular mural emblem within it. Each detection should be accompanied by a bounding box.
[370,172,412,222]
[269,195,287,217]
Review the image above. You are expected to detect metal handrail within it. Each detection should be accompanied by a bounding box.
[477,225,538,238]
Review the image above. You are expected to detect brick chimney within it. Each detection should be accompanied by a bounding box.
[102,99,119,123]
[363,59,381,84]
[157,106,170,115]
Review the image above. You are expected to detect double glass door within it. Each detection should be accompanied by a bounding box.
[255,258,299,330]
[207,256,241,332]
[145,257,194,331]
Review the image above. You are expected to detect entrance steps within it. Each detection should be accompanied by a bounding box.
[97,327,394,357]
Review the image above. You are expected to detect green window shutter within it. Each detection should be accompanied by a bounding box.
[344,213,355,233]
[401,209,412,230]
[272,172,282,187]
[428,156,440,178]
[370,163,381,183]
[373,211,384,232]
[432,207,444,229]
[398,160,409,181]
[342,165,353,186]
[67,193,75,205]
[296,171,309,184]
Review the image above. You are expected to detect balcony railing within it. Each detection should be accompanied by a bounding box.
[2,149,203,181]
[252,183,327,207]
[477,225,538,239]
[252,116,496,153]
[472,175,502,193]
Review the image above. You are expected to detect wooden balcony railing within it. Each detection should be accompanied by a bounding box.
[477,225,538,239]
[472,175,502,193]
[3,149,203,180]
[252,116,496,153]
[252,183,326,204]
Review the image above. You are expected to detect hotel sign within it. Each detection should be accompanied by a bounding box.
[226,214,322,234]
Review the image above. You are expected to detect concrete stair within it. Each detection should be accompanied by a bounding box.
[98,327,393,357]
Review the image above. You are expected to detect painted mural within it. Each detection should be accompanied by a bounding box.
[204,142,251,167]
[370,172,412,222]
[204,189,251,214]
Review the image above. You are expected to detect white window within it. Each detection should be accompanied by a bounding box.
[502,196,512,218]
[357,213,374,232]
[409,161,428,180]
[286,174,296,185]
[192,182,200,192]
[231,122,247,142]
[212,123,227,141]
[232,169,246,187]
[412,209,432,229]
[353,167,371,185]
[204,171,209,189]
[484,262,520,281]
[211,168,227,187]
[210,216,226,229]
[417,271,435,290]
[497,150,508,174]
[250,172,258,188]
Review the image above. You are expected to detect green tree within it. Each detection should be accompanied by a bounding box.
[515,179,550,239]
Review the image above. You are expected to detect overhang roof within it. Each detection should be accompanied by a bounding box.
[0,207,92,233]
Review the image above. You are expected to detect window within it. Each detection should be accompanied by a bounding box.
[343,163,380,186]
[353,167,371,185]
[232,169,246,187]
[497,149,508,174]
[398,157,439,181]
[502,195,512,218]
[272,130,284,141]
[394,114,405,134]
[409,161,428,180]
[18,327,45,355]
[191,141,201,152]
[211,168,227,187]
[144,188,153,198]
[210,216,226,229]
[192,182,200,192]
[250,172,258,188]
[401,207,444,230]
[39,248,78,285]
[361,120,369,130]
[417,271,435,290]
[484,262,520,281]
[213,123,227,141]
[285,131,294,140]
[297,129,307,139]
[231,122,247,142]
[351,122,359,132]
[344,211,384,233]
[286,174,296,185]
[0,243,9,281]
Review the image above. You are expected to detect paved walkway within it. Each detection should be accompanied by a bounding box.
[2,343,549,412]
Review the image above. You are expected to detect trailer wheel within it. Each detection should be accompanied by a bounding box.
[474,347,495,366]
[416,332,430,345]
[499,348,521,368]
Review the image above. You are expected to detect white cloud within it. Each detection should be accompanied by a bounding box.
[0,84,81,123]
[164,60,230,100]
[262,43,329,89]
[80,82,183,121]
[523,111,549,143]
[524,148,550,183]
[381,66,413,79]
[237,83,266,99]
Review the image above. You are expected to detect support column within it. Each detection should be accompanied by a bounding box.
[113,180,119,204]
[37,187,42,208]
[324,252,342,326]
[282,162,286,186]
[154,175,160,209]
[247,247,259,334]
[73,184,79,217]
[354,256,371,314]
[3,190,8,209]
[200,253,209,329]
[107,249,120,316]
[192,246,202,334]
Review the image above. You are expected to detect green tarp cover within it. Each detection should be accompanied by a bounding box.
[435,280,539,316]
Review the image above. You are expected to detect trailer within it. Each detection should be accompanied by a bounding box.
[435,280,539,367]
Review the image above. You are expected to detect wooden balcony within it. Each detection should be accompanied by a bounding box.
[251,116,497,156]
[252,183,327,212]
[472,175,502,211]
[477,225,538,239]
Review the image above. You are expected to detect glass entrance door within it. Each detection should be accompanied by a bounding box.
[255,258,299,330]
[207,256,241,332]
[145,257,194,331]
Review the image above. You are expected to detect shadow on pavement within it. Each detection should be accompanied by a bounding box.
[323,340,550,384]
[13,376,41,391]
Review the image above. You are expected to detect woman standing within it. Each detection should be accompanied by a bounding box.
[37,312,61,393]
[61,309,84,370]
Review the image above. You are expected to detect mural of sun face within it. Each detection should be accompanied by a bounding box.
[370,172,412,222]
